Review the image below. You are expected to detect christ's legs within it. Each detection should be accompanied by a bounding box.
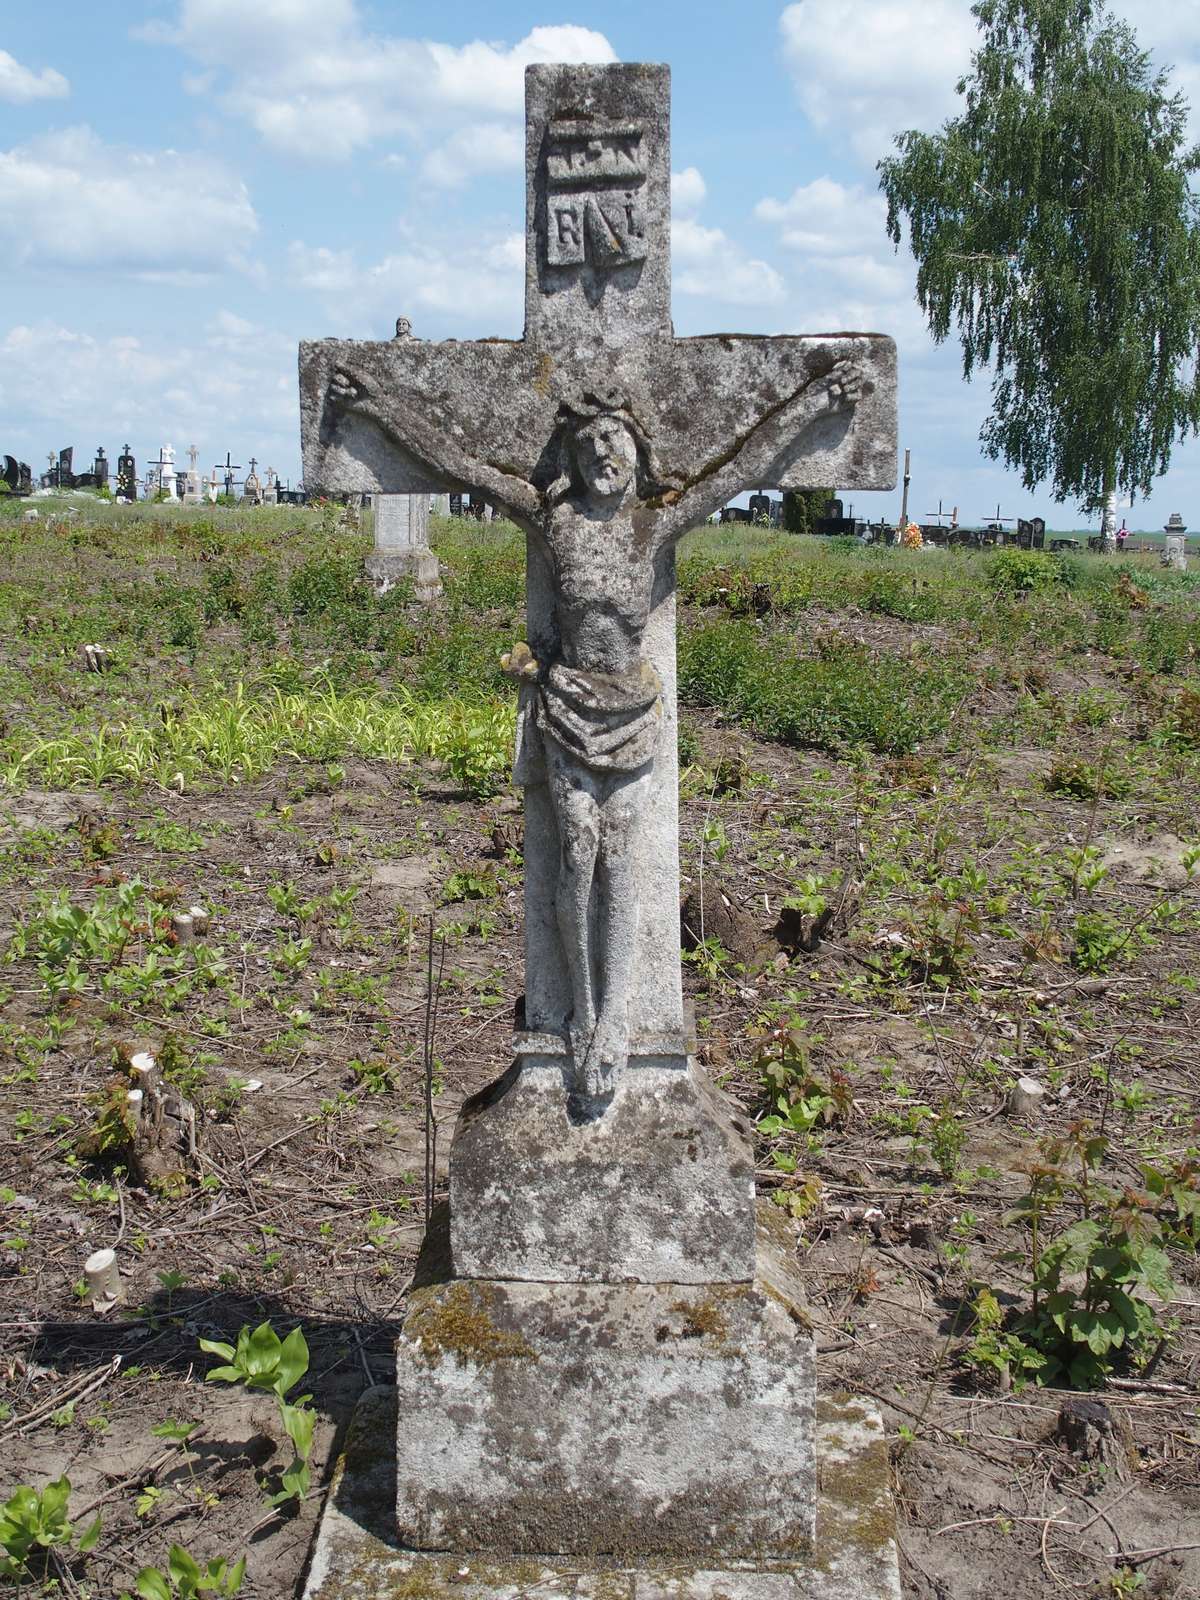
[545,744,601,1071]
[579,768,651,1096]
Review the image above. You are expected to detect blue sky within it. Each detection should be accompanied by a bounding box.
[3,0,1199,526]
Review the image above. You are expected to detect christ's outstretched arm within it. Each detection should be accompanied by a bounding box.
[656,352,872,541]
[324,365,542,526]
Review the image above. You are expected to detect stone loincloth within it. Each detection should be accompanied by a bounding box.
[535,660,663,774]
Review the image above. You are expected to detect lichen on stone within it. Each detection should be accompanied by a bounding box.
[406,1282,538,1367]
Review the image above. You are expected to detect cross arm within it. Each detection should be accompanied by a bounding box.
[647,333,896,539]
[300,339,550,524]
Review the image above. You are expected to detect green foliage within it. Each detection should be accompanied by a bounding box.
[879,0,1200,510]
[781,487,835,536]
[198,1323,315,1511]
[997,1128,1175,1387]
[132,1546,245,1600]
[0,1477,100,1580]
[984,548,1065,597]
[678,620,969,755]
[199,1320,309,1398]
[1141,1158,1200,1249]
[753,1020,850,1138]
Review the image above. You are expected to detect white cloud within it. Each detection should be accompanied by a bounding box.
[0,317,299,477]
[672,217,785,307]
[0,49,69,104]
[0,127,258,277]
[671,167,707,217]
[779,0,976,163]
[138,2,616,179]
[755,178,888,256]
[287,232,526,335]
[780,0,1200,166]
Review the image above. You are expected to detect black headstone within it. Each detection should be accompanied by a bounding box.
[116,445,138,500]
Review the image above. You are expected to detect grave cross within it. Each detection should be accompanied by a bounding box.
[300,63,895,1114]
[299,66,899,1568]
[215,451,240,496]
[187,444,200,472]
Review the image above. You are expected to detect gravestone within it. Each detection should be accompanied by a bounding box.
[116,445,137,502]
[1163,514,1188,571]
[367,495,441,598]
[183,444,202,504]
[243,456,263,505]
[3,454,33,496]
[215,451,240,498]
[301,62,899,1600]
[263,466,279,506]
[150,444,178,501]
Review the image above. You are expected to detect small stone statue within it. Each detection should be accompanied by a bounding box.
[394,315,414,340]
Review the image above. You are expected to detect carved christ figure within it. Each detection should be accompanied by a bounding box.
[325,355,871,1097]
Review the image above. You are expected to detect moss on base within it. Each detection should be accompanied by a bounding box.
[406,1282,537,1367]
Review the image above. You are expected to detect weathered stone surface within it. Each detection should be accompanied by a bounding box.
[364,547,442,598]
[303,1388,900,1600]
[373,492,430,552]
[393,1217,814,1559]
[298,63,896,1106]
[449,1057,755,1283]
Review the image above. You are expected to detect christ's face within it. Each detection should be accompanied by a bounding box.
[573,416,637,499]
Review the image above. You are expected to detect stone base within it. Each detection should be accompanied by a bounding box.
[449,1058,756,1283]
[393,1216,813,1560]
[364,549,442,598]
[302,1388,900,1600]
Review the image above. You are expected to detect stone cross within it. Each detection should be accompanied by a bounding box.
[183,443,202,504]
[302,62,894,1114]
[299,62,899,1578]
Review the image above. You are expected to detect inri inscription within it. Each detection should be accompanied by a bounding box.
[543,120,647,269]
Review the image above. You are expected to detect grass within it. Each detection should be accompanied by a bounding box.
[1,496,1199,1599]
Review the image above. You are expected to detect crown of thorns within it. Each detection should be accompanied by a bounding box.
[558,389,645,440]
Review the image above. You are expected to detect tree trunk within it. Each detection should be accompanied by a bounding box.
[1100,467,1117,552]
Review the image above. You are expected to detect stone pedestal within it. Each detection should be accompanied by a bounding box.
[449,1056,755,1284]
[303,1386,900,1600]
[395,1213,814,1559]
[368,493,442,598]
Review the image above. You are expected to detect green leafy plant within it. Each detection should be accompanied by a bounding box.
[131,1545,246,1600]
[1000,1129,1175,1387]
[199,1323,315,1509]
[754,1020,850,1139]
[200,1321,308,1397]
[0,1477,100,1580]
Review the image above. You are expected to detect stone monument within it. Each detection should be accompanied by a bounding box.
[263,466,279,506]
[115,444,137,502]
[243,456,263,505]
[301,63,900,1600]
[1163,513,1188,571]
[367,494,442,597]
[183,444,202,504]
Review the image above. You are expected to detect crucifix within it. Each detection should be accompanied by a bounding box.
[187,444,200,472]
[302,62,895,1106]
[298,62,899,1571]
[215,451,240,496]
